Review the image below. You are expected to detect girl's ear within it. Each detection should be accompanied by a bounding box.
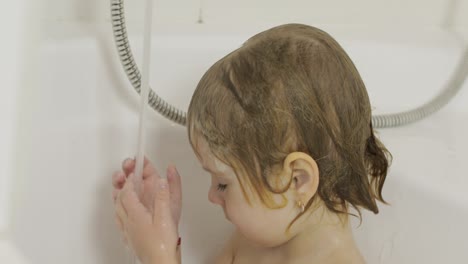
[282,152,320,205]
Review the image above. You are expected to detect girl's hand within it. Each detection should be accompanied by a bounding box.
[112,158,182,225]
[112,158,182,264]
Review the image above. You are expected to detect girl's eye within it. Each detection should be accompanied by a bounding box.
[217,184,228,192]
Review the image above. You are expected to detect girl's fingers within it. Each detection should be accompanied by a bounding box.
[167,165,182,222]
[114,190,131,248]
[143,160,158,179]
[122,157,157,179]
[151,176,171,222]
[112,171,126,189]
[113,171,179,261]
[115,212,124,232]
[115,191,128,228]
[114,213,129,246]
[122,158,135,175]
[119,175,150,224]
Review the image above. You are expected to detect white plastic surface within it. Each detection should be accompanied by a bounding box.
[0,240,28,264]
[0,0,24,235]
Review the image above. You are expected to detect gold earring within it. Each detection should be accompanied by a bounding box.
[297,201,305,213]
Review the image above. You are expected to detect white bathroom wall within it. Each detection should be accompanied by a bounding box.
[455,0,468,38]
[0,0,25,235]
[0,2,40,263]
[39,0,467,33]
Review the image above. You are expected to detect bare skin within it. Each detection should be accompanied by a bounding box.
[215,210,365,264]
[217,229,364,264]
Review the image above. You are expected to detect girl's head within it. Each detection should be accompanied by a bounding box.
[187,24,391,247]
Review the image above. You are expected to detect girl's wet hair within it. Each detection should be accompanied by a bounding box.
[187,24,391,225]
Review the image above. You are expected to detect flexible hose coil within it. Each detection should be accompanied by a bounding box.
[111,0,186,125]
[110,0,467,128]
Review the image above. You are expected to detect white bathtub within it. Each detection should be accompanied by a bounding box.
[3,21,468,264]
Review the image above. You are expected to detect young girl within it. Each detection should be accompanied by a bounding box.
[113,23,391,264]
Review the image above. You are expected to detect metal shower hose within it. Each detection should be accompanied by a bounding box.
[110,0,468,128]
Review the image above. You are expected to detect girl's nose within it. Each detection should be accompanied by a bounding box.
[208,187,223,206]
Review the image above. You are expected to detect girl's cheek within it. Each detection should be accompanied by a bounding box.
[223,200,237,223]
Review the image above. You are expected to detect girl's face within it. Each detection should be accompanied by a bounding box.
[195,137,303,247]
